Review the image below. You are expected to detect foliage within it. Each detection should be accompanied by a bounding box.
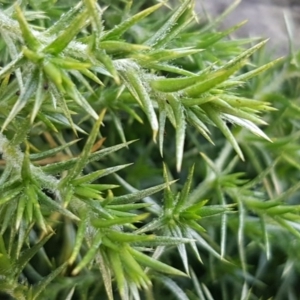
[0,0,300,299]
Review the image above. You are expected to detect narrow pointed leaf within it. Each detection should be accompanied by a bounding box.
[14,233,53,277]
[185,40,268,97]
[168,96,186,171]
[112,181,176,204]
[32,262,68,300]
[203,104,244,160]
[235,57,284,82]
[2,68,38,131]
[175,164,194,211]
[107,250,126,298]
[46,2,83,35]
[72,231,103,275]
[103,3,163,39]
[31,69,45,123]
[60,109,106,185]
[41,141,135,174]
[92,213,149,228]
[35,188,80,221]
[15,5,41,51]
[145,0,192,47]
[223,114,271,142]
[44,9,89,54]
[129,247,187,277]
[72,164,131,185]
[68,212,88,265]
[30,139,80,161]
[122,67,158,141]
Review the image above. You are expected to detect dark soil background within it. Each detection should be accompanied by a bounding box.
[197,0,300,56]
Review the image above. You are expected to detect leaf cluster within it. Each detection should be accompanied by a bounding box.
[0,0,300,299]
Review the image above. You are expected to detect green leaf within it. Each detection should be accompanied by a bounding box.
[150,72,207,93]
[60,109,106,185]
[184,40,268,97]
[72,164,131,185]
[121,66,158,141]
[129,247,187,277]
[2,68,39,131]
[145,0,192,47]
[92,213,149,228]
[45,2,83,35]
[107,250,126,298]
[234,56,284,82]
[112,181,176,204]
[103,2,163,40]
[72,231,103,275]
[68,211,88,265]
[41,140,135,174]
[14,4,41,51]
[100,41,149,54]
[43,9,89,54]
[0,188,22,206]
[35,188,80,221]
[32,262,68,300]
[197,21,247,48]
[14,233,53,277]
[202,104,244,160]
[175,164,194,212]
[167,95,186,172]
[30,139,80,161]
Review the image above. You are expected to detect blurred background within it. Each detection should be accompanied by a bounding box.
[197,0,300,56]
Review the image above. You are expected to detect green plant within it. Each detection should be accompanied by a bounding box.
[1,0,300,299]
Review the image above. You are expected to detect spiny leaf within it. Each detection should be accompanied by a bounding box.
[197,21,247,48]
[202,104,244,160]
[129,247,187,277]
[60,109,106,185]
[30,139,80,161]
[84,0,103,40]
[72,164,131,185]
[41,140,136,174]
[234,56,284,82]
[186,110,214,144]
[120,248,150,288]
[112,181,176,204]
[136,47,202,63]
[175,164,194,211]
[157,100,167,157]
[103,2,163,40]
[150,72,207,93]
[63,79,99,120]
[100,41,149,54]
[184,40,268,97]
[68,211,88,265]
[31,69,45,123]
[14,4,41,51]
[32,262,68,300]
[145,0,192,47]
[167,95,186,172]
[13,233,53,277]
[45,2,83,35]
[0,54,25,79]
[71,231,103,275]
[2,68,39,131]
[223,114,271,142]
[35,187,80,221]
[107,250,126,298]
[121,66,158,141]
[43,9,89,54]
[92,213,149,228]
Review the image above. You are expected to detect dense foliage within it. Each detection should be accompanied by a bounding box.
[0,0,300,299]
